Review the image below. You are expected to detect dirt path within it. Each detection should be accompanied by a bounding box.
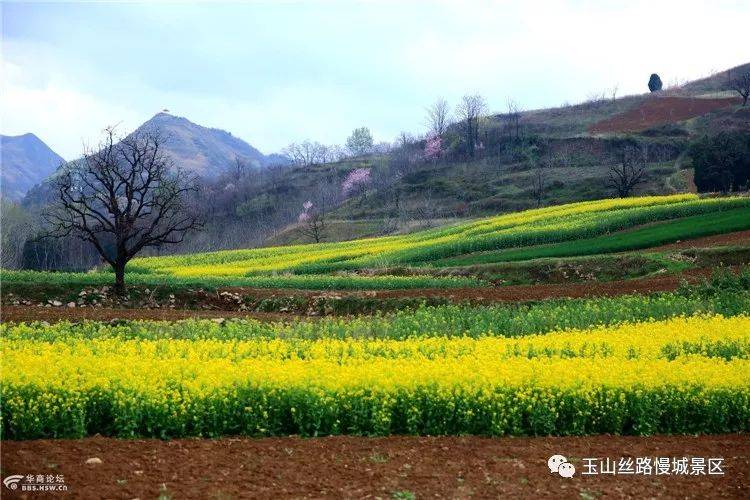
[2,435,747,498]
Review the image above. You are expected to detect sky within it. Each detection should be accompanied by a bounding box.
[2,0,749,160]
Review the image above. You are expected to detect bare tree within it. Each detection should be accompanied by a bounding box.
[299,210,325,243]
[610,84,619,102]
[455,94,487,158]
[42,126,202,294]
[230,157,249,181]
[282,140,329,167]
[608,145,648,197]
[506,98,522,139]
[1,201,36,269]
[327,145,349,162]
[728,72,750,106]
[425,97,450,136]
[396,132,416,149]
[530,168,547,207]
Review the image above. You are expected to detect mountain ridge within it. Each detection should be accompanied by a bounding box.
[132,112,275,175]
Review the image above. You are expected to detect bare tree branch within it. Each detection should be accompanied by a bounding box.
[41,125,203,294]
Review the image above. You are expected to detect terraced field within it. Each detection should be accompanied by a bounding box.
[126,194,750,279]
[3,194,750,498]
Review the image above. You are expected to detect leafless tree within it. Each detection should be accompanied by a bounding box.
[299,210,325,243]
[282,140,329,167]
[425,97,451,136]
[728,72,750,106]
[608,145,648,198]
[372,141,393,155]
[455,94,487,158]
[610,84,619,102]
[230,157,249,181]
[506,98,522,139]
[530,168,547,207]
[42,126,202,294]
[414,189,439,226]
[1,201,36,269]
[396,132,416,149]
[328,144,348,161]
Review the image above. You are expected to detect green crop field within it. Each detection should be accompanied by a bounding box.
[128,194,749,277]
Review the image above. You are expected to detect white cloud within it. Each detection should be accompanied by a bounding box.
[2,0,748,158]
[1,59,142,159]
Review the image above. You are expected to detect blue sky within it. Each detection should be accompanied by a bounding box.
[2,0,749,159]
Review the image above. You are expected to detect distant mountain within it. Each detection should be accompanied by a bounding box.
[1,133,65,202]
[135,112,275,176]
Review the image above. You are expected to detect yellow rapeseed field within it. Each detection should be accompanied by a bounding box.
[2,315,749,438]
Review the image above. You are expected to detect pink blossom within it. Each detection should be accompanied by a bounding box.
[298,200,314,222]
[423,134,443,160]
[341,168,371,196]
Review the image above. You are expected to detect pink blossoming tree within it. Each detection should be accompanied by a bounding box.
[341,168,371,197]
[297,200,325,242]
[423,133,443,161]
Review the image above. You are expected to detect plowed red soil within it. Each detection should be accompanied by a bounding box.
[590,96,740,133]
[0,306,289,323]
[2,435,748,499]
[649,229,750,251]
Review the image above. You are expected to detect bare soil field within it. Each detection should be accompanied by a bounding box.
[589,96,740,133]
[2,435,748,499]
[0,306,290,323]
[648,229,750,251]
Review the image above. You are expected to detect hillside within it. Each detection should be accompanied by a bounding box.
[128,194,750,279]
[132,112,276,175]
[0,133,65,201]
[219,63,749,249]
[513,62,750,137]
[14,63,750,266]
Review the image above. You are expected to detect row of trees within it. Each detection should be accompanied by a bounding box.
[282,127,376,167]
[283,92,524,170]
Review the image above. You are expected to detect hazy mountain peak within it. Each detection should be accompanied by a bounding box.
[1,133,65,202]
[132,112,269,175]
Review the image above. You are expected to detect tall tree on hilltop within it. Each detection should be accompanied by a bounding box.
[455,94,487,158]
[648,73,663,92]
[345,127,374,156]
[425,97,451,136]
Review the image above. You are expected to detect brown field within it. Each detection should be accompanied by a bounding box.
[2,435,748,499]
[589,96,740,133]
